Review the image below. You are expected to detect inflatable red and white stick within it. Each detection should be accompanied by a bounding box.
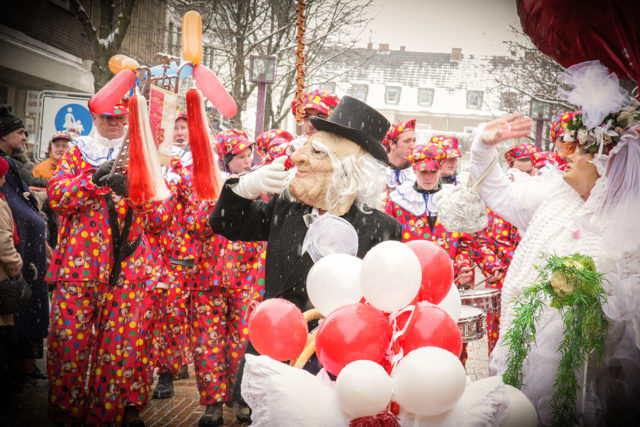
[88,69,136,115]
[127,94,171,204]
[186,88,224,200]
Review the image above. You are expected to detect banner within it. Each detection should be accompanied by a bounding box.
[149,84,178,164]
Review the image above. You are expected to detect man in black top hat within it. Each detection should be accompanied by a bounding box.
[207,96,402,425]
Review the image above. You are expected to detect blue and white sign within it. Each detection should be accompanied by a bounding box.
[35,91,92,162]
[54,103,92,136]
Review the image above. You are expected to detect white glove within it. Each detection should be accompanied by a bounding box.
[232,156,289,199]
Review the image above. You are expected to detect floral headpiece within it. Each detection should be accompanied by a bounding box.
[558,60,640,154]
[100,98,129,116]
[429,135,461,158]
[255,129,294,153]
[216,129,253,158]
[550,111,578,142]
[382,119,416,148]
[534,151,565,170]
[408,143,446,172]
[290,89,340,117]
[564,105,640,154]
[504,143,539,166]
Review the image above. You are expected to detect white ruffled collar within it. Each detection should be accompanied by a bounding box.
[69,131,123,167]
[389,181,438,216]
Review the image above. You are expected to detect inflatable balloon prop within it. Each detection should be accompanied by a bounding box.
[437,283,461,322]
[406,239,454,305]
[248,299,308,361]
[306,254,363,316]
[108,54,140,75]
[315,303,392,376]
[88,69,136,115]
[391,347,466,417]
[335,360,393,419]
[360,241,421,312]
[182,11,203,64]
[396,302,462,357]
[193,64,238,118]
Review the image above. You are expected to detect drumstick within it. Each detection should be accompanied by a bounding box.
[453,263,477,284]
[473,266,508,288]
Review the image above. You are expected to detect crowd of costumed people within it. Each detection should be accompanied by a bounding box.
[0,5,639,427]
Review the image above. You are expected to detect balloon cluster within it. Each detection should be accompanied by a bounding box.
[90,11,237,119]
[248,240,471,422]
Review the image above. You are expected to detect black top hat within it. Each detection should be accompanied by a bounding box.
[310,96,390,164]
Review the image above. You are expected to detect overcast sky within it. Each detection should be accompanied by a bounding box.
[356,0,524,56]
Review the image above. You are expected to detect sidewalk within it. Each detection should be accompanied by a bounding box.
[1,336,489,427]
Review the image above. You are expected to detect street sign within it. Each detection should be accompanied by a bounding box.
[34,90,92,162]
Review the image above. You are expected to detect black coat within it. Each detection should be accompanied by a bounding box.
[210,179,402,404]
[210,179,403,310]
[0,151,48,345]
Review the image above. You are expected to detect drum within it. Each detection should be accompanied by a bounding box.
[457,305,485,342]
[460,288,501,314]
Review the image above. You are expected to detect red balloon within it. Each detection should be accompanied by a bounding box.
[88,69,136,115]
[193,64,238,118]
[248,298,308,361]
[316,303,392,376]
[406,240,453,305]
[397,302,462,357]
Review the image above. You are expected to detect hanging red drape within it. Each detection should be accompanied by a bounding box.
[517,0,640,92]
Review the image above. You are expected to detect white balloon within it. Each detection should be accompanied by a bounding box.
[437,284,461,321]
[392,347,466,417]
[360,241,421,312]
[307,254,363,316]
[335,360,392,419]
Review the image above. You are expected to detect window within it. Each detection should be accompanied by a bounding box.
[349,84,368,102]
[385,86,401,105]
[417,88,434,107]
[466,90,483,109]
[463,126,476,134]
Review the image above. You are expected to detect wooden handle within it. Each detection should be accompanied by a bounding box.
[303,308,323,323]
[293,330,318,368]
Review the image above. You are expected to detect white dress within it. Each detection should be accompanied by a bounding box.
[469,126,640,425]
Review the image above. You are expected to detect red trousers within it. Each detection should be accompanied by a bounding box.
[190,285,260,405]
[47,279,150,424]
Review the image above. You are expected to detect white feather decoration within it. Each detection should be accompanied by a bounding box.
[557,60,631,130]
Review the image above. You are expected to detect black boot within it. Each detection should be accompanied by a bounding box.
[176,364,189,380]
[198,403,224,427]
[233,401,251,424]
[152,372,174,399]
[122,405,145,427]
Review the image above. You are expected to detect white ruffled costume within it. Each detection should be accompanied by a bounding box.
[470,125,640,425]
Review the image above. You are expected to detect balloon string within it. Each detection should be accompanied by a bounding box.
[386,299,419,373]
[294,0,306,124]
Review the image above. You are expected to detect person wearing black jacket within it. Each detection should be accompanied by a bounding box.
[209,96,402,425]
[0,105,48,387]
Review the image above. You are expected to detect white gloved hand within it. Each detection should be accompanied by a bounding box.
[232,156,289,199]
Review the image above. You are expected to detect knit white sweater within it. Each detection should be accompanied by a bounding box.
[469,126,640,425]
